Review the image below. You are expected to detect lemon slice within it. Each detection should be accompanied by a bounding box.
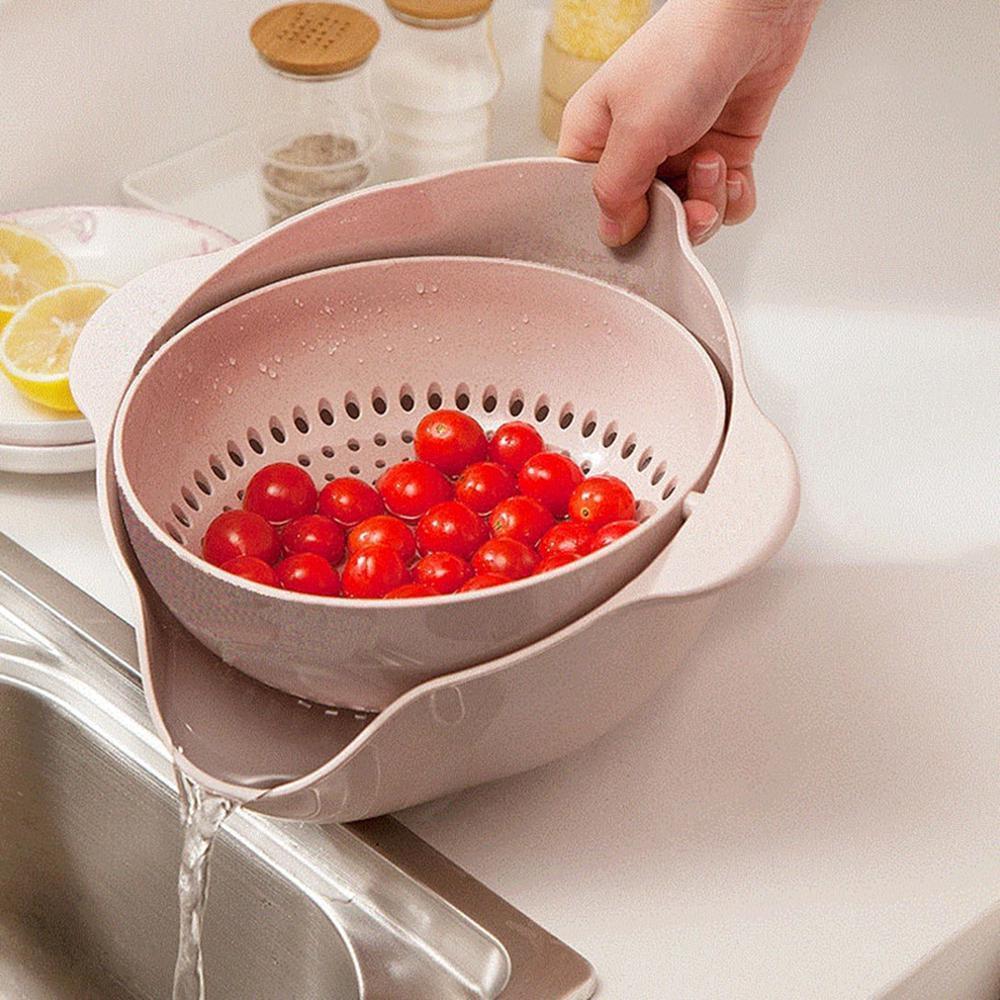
[0,282,113,412]
[0,223,76,328]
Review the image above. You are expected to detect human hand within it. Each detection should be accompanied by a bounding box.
[558,0,821,246]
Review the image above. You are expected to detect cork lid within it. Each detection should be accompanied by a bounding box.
[251,3,379,76]
[384,0,492,22]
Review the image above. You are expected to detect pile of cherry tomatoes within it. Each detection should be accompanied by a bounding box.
[199,410,640,599]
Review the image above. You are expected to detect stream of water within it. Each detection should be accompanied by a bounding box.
[171,769,236,1000]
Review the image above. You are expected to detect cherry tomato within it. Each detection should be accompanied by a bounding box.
[203,510,281,566]
[538,521,593,560]
[348,514,416,563]
[489,495,554,547]
[220,555,279,586]
[487,420,544,472]
[533,552,581,575]
[590,519,640,551]
[414,409,488,476]
[378,460,453,520]
[568,476,636,528]
[243,462,317,523]
[517,452,584,517]
[281,514,345,563]
[458,572,510,592]
[412,551,472,594]
[454,461,517,515]
[472,538,539,580]
[275,552,341,596]
[317,477,385,526]
[385,583,438,599]
[342,544,410,599]
[415,500,488,559]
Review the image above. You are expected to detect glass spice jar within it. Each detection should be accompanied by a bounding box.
[373,0,502,180]
[250,2,382,225]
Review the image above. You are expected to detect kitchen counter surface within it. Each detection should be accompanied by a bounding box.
[2,1,998,998]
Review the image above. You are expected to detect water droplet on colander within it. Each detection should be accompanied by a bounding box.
[415,282,425,294]
[228,357,236,366]
[268,369,277,379]
[430,284,438,293]
[186,363,193,373]
[225,386,233,395]
[258,363,267,373]
[522,315,529,324]
[386,345,393,352]
[412,322,419,330]
[376,305,383,314]
[427,337,434,343]
[274,354,282,363]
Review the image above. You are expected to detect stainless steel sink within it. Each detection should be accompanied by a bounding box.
[0,535,595,999]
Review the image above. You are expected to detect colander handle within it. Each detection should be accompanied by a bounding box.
[645,394,800,598]
[70,250,229,448]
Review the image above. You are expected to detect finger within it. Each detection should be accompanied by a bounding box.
[558,84,612,163]
[685,151,727,242]
[723,165,756,225]
[684,200,721,245]
[587,116,668,246]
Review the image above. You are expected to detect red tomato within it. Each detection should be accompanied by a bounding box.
[275,552,341,596]
[472,538,539,580]
[568,476,636,528]
[342,544,410,599]
[489,495,554,547]
[415,500,488,559]
[458,572,510,592]
[243,462,317,523]
[590,519,640,551]
[454,461,517,515]
[385,583,438,599]
[378,460,453,520]
[317,477,385,526]
[281,514,345,563]
[412,551,472,594]
[517,452,584,517]
[538,521,593,560]
[487,420,544,472]
[533,552,581,575]
[414,409,488,476]
[220,555,279,586]
[348,515,416,563]
[202,510,281,566]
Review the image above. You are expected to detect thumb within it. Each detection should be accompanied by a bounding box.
[559,87,662,246]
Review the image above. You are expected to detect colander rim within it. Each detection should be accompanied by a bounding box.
[113,254,727,609]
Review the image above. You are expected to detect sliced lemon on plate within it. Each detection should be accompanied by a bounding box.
[0,223,76,328]
[0,282,113,413]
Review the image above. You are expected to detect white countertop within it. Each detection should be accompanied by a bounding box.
[2,1,998,997]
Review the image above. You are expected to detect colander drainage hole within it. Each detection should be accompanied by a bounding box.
[399,386,415,412]
[534,396,550,422]
[371,389,387,414]
[209,457,227,481]
[427,384,443,410]
[602,424,618,448]
[298,455,311,467]
[269,420,286,444]
[318,402,335,426]
[194,472,212,496]
[324,473,336,482]
[559,406,575,429]
[166,524,184,543]
[580,461,592,474]
[347,438,360,452]
[581,412,597,438]
[662,479,677,500]
[321,446,335,458]
[247,429,264,455]
[374,433,386,447]
[401,429,413,444]
[620,435,637,459]
[375,458,386,469]
[650,461,668,486]
[181,488,199,512]
[344,393,361,420]
[171,504,191,528]
[454,384,470,410]
[637,448,653,472]
[294,413,310,434]
[482,387,498,413]
[227,442,245,467]
[349,465,361,475]
[508,391,524,417]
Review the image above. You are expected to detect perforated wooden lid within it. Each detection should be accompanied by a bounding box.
[251,3,380,76]
[384,0,492,22]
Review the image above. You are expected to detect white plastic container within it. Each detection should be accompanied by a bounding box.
[374,0,502,179]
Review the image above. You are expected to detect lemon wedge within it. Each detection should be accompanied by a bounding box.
[0,223,76,328]
[0,282,113,412]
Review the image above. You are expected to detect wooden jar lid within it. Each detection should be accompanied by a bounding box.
[250,3,380,76]
[384,0,492,22]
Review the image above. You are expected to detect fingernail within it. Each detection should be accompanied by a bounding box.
[726,177,742,202]
[598,214,623,246]
[695,159,721,187]
[692,207,719,238]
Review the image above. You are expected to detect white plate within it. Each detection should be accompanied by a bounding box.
[0,205,236,461]
[0,439,96,476]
